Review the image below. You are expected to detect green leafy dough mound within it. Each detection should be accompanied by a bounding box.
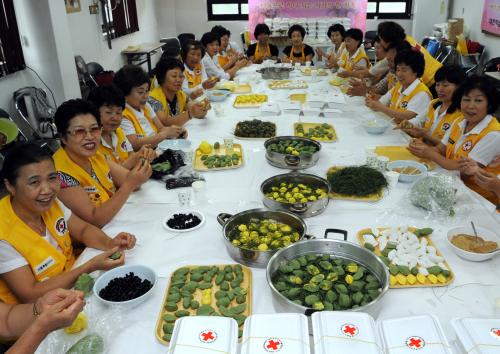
[327,166,388,196]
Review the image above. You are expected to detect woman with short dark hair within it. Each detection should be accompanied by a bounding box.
[247,23,279,63]
[181,40,218,98]
[316,23,346,68]
[281,24,314,64]
[337,28,370,73]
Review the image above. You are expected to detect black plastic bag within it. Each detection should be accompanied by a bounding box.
[150,149,185,180]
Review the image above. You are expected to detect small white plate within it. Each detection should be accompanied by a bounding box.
[163,210,205,233]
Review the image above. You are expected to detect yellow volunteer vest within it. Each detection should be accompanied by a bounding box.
[289,45,306,61]
[405,35,442,87]
[218,47,237,67]
[332,42,346,61]
[423,99,463,140]
[389,80,431,112]
[339,48,371,71]
[387,72,397,91]
[149,86,187,117]
[53,148,115,206]
[446,116,500,204]
[98,127,130,163]
[122,106,159,138]
[0,196,75,304]
[184,64,203,88]
[254,43,271,61]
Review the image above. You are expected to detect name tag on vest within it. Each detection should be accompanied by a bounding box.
[84,186,98,193]
[448,138,455,145]
[35,256,56,275]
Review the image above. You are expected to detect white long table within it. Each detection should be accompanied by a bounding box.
[40,66,500,353]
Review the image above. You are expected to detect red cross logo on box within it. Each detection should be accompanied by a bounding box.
[341,324,359,337]
[406,336,425,350]
[199,330,217,344]
[490,328,500,340]
[263,338,283,352]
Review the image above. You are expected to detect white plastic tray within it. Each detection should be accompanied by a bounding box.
[451,317,500,354]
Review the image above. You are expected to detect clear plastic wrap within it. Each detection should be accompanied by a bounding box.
[409,174,458,216]
[38,300,124,354]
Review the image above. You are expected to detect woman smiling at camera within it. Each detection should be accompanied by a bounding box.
[0,143,135,304]
[408,76,500,204]
[281,24,314,65]
[53,99,151,227]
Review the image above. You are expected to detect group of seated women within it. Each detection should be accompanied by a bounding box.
[0,19,499,351]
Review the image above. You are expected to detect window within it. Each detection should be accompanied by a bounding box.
[0,0,25,77]
[367,0,412,19]
[101,0,139,40]
[207,0,248,21]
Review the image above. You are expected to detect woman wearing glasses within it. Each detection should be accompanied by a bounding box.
[0,143,135,304]
[53,99,151,227]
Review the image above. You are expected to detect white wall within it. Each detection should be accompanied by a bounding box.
[0,0,76,121]
[450,0,500,61]
[69,0,166,71]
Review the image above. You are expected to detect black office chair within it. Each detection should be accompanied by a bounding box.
[482,57,500,73]
[177,33,195,49]
[87,62,104,77]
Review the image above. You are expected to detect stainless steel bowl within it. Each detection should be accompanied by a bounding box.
[217,208,310,268]
[266,230,389,318]
[257,67,293,80]
[261,173,330,218]
[265,136,321,170]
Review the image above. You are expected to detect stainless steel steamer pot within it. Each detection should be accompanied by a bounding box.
[260,173,330,218]
[217,209,310,268]
[264,136,321,170]
[266,230,389,318]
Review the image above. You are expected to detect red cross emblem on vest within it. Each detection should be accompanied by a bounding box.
[406,336,425,350]
[263,338,283,352]
[199,330,217,343]
[341,324,359,337]
[491,328,500,340]
[462,140,473,151]
[442,123,451,131]
[55,217,67,236]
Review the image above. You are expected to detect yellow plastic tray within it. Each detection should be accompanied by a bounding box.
[289,93,307,104]
[356,227,454,288]
[294,122,337,143]
[155,264,252,345]
[326,166,385,202]
[374,146,437,170]
[268,80,308,90]
[233,94,268,108]
[193,144,244,171]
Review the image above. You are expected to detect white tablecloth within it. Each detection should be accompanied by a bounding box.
[40,65,500,354]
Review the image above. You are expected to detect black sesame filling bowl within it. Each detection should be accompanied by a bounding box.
[93,264,157,307]
[163,210,205,233]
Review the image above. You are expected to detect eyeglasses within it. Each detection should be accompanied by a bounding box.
[66,126,102,139]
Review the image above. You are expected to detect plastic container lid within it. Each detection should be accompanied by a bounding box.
[379,315,452,354]
[241,313,310,354]
[451,317,500,354]
[168,316,238,354]
[312,311,383,354]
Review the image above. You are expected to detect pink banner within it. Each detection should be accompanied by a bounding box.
[481,0,500,36]
[248,0,367,39]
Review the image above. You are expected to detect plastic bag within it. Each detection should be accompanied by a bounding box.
[38,300,124,354]
[164,165,205,189]
[150,149,185,180]
[409,174,458,216]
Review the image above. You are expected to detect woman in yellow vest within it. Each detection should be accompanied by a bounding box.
[181,40,218,98]
[402,65,466,146]
[316,24,346,69]
[87,86,156,169]
[0,288,84,350]
[53,99,151,227]
[366,49,432,123]
[471,157,500,213]
[247,23,279,64]
[113,65,187,151]
[149,57,209,128]
[281,24,314,65]
[211,25,245,70]
[337,28,371,75]
[377,21,442,87]
[0,143,136,304]
[409,76,500,204]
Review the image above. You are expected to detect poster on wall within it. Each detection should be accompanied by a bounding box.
[248,0,367,38]
[481,0,500,36]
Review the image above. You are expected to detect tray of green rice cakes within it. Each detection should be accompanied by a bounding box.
[155,264,252,344]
